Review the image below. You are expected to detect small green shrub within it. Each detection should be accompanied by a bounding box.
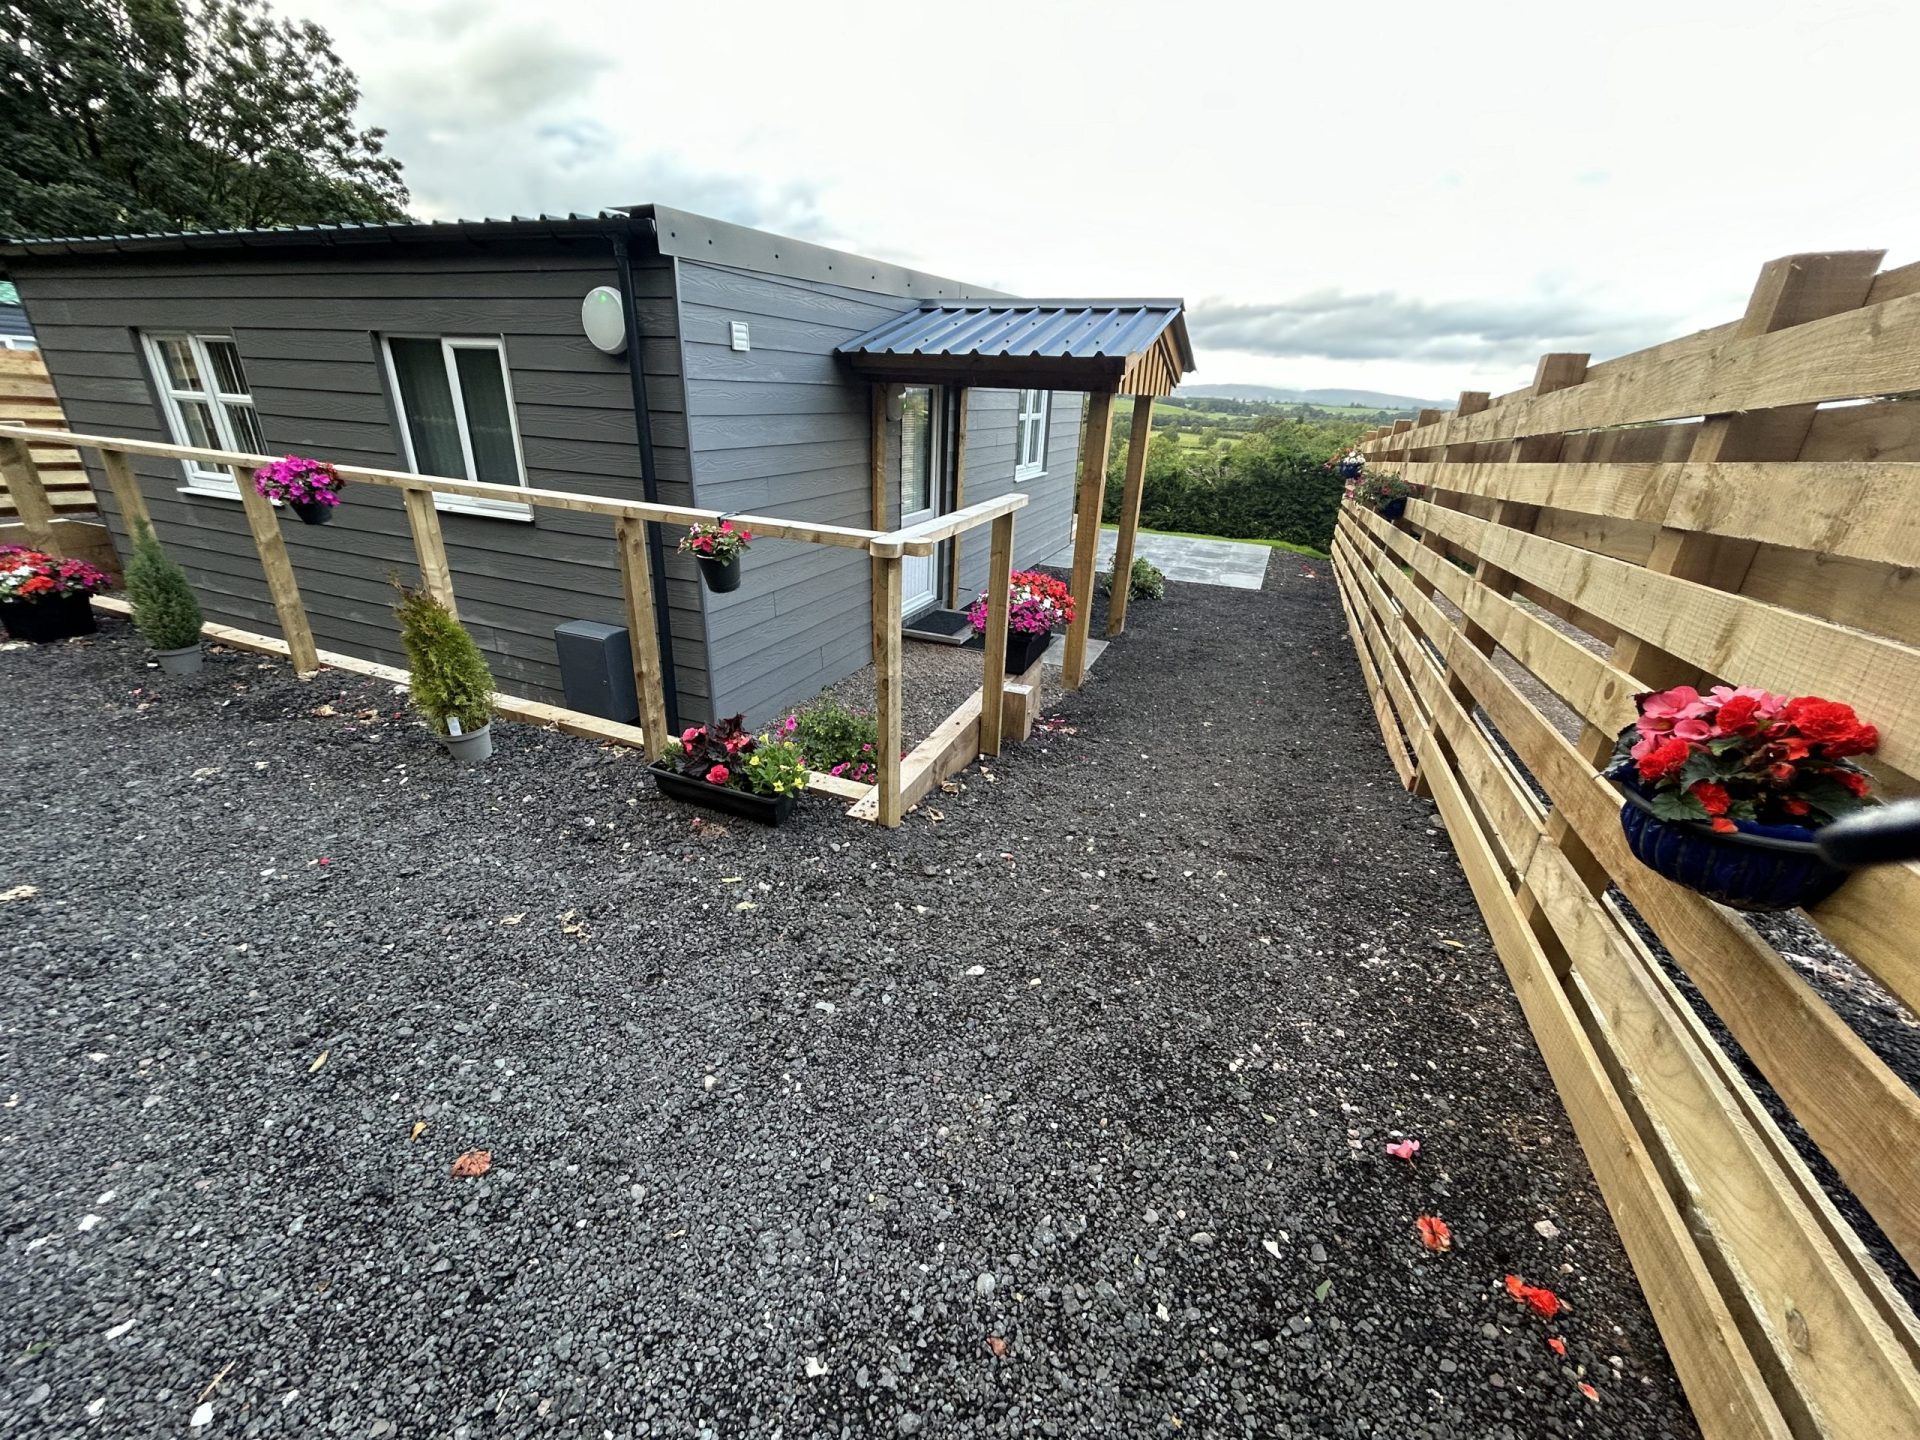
[393,581,495,736]
[1097,557,1166,601]
[124,521,204,650]
[779,695,879,783]
[740,736,809,797]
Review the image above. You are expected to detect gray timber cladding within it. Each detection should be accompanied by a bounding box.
[676,258,1081,726]
[10,239,704,709]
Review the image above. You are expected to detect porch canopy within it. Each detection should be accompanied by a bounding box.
[837,299,1195,686]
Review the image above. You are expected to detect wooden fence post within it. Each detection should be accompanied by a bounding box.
[615,514,671,760]
[978,510,1015,755]
[1106,394,1155,637]
[233,466,320,676]
[0,435,61,555]
[871,553,904,826]
[402,486,458,617]
[1062,390,1116,688]
[99,448,153,537]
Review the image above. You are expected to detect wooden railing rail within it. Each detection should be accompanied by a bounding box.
[0,424,1030,827]
[1337,248,1920,1439]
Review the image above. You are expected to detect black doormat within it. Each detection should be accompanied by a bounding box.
[901,608,975,645]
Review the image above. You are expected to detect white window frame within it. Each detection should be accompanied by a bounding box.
[139,332,262,496]
[1014,389,1051,480]
[381,335,533,521]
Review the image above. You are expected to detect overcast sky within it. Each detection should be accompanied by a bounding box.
[283,0,1920,401]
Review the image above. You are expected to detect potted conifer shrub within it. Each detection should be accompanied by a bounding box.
[966,570,1074,673]
[125,521,205,675]
[393,582,497,765]
[0,545,112,642]
[1605,683,1880,911]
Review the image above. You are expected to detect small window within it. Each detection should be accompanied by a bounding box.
[140,332,263,493]
[1015,390,1050,480]
[383,336,530,520]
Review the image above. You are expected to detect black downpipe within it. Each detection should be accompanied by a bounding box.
[610,224,681,733]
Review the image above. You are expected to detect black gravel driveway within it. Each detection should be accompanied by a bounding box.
[0,565,1696,1438]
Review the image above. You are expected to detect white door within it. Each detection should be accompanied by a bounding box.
[898,385,941,614]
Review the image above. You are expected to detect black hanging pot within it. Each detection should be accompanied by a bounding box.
[1,593,98,643]
[1377,496,1408,522]
[697,555,742,593]
[1609,771,1850,913]
[289,500,334,526]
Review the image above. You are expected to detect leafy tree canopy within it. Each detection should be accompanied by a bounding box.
[0,0,408,239]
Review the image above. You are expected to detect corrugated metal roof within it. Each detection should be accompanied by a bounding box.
[838,299,1194,372]
[0,212,630,258]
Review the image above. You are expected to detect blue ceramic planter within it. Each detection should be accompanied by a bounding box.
[1609,772,1849,913]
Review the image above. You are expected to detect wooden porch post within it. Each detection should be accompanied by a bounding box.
[944,387,971,609]
[977,509,1015,755]
[1105,393,1154,637]
[615,515,671,760]
[869,382,889,529]
[1061,390,1116,689]
[871,553,904,825]
[0,436,61,556]
[99,448,154,536]
[233,465,320,676]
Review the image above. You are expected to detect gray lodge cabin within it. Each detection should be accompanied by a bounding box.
[0,206,1192,728]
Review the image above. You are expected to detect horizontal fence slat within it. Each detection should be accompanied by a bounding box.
[1409,499,1920,782]
[1407,459,1920,572]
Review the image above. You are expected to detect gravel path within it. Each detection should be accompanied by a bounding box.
[1,583,1696,1439]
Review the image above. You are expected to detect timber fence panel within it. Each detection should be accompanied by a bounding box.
[1338,248,1920,1439]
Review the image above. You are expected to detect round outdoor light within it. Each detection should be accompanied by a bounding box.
[581,285,627,355]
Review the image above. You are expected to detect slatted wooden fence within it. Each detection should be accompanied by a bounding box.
[0,350,92,522]
[1337,249,1920,1439]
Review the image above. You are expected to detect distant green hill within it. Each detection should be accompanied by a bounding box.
[1178,383,1446,410]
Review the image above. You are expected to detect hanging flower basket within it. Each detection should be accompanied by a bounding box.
[0,547,111,641]
[1609,773,1849,912]
[680,520,752,593]
[254,456,346,524]
[1604,685,1879,913]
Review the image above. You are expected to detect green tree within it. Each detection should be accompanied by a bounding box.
[394,582,495,737]
[125,519,204,649]
[0,0,407,239]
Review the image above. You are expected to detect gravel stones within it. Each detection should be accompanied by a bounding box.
[0,604,1698,1437]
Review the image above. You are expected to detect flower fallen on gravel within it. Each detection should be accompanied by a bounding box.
[1548,1336,1567,1356]
[451,1150,492,1178]
[1505,1273,1562,1319]
[986,1336,1007,1358]
[1385,1138,1420,1162]
[1415,1215,1452,1252]
[1578,1382,1599,1402]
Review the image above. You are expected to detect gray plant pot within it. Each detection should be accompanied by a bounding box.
[438,723,494,766]
[154,644,203,677]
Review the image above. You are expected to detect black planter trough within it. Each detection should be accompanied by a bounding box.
[697,555,742,593]
[1609,771,1851,913]
[964,625,1054,674]
[1,593,98,643]
[650,762,795,825]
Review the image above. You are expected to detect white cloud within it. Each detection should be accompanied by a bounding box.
[285,0,1920,396]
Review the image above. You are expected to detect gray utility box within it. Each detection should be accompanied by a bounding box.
[553,621,639,723]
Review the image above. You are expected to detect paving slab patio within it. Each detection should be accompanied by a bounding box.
[1042,525,1272,589]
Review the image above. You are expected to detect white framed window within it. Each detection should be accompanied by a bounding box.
[1014,389,1050,479]
[382,335,531,520]
[139,332,264,495]
[1,336,38,351]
